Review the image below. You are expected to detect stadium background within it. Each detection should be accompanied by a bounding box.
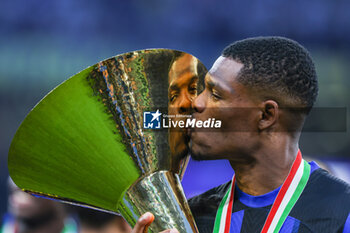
[1,0,350,218]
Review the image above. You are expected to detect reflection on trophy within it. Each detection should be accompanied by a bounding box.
[8,49,207,232]
[168,53,206,175]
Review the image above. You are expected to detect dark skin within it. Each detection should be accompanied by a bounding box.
[132,56,303,232]
[190,56,300,195]
[168,54,199,173]
[131,212,178,233]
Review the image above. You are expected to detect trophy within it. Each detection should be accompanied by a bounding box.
[8,49,207,232]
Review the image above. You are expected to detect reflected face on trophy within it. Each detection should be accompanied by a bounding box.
[168,54,199,114]
[168,53,199,161]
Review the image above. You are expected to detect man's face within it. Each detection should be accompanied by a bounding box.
[168,54,199,163]
[168,54,199,114]
[190,56,261,161]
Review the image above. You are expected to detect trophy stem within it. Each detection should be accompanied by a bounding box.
[117,171,198,233]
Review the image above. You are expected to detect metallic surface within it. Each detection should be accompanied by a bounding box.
[8,49,207,231]
[91,50,171,174]
[118,171,198,233]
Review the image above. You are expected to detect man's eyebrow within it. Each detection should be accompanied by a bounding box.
[206,77,224,92]
[205,74,215,85]
[169,75,199,90]
[206,79,215,89]
[169,83,180,91]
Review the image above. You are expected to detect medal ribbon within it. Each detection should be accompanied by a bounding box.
[213,150,310,233]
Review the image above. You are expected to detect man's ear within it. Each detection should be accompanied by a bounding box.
[258,100,279,131]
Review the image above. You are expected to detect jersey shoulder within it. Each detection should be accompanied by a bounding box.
[302,167,350,206]
[292,168,350,232]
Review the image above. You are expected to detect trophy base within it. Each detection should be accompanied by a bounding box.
[117,171,198,233]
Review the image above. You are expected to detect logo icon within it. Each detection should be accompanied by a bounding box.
[143,110,162,129]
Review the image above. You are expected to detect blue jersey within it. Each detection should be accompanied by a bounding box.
[189,162,350,233]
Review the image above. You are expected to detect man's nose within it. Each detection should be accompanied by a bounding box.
[178,92,192,114]
[192,92,205,113]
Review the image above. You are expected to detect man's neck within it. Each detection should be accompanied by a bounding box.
[229,143,299,196]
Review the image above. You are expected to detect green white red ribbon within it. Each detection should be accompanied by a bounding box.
[213,150,310,233]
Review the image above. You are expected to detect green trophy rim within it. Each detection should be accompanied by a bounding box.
[8,62,141,212]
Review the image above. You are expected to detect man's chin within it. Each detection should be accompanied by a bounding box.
[189,144,214,161]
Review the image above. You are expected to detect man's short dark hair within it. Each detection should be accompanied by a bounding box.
[222,37,318,109]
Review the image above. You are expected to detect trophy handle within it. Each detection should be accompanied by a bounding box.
[118,171,198,233]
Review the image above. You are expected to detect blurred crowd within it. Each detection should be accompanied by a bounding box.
[1,178,131,233]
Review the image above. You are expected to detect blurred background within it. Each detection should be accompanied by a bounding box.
[1,0,350,227]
